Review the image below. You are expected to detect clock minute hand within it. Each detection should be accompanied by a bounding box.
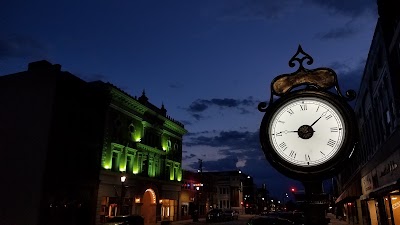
[310,111,328,127]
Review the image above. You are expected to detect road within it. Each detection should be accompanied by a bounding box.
[169,214,253,225]
[166,213,347,225]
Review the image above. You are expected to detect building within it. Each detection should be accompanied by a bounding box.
[200,170,256,214]
[335,1,400,225]
[180,170,205,219]
[0,61,187,225]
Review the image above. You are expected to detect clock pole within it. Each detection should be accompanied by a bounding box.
[301,181,329,225]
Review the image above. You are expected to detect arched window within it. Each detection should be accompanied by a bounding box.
[129,124,135,133]
[167,140,171,151]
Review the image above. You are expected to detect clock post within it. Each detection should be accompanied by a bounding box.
[258,45,357,225]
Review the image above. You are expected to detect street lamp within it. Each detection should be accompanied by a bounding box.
[119,176,126,215]
[282,192,289,211]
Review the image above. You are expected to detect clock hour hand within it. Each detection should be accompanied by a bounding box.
[275,130,298,135]
[310,111,328,127]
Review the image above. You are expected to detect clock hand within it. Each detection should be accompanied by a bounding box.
[276,130,298,135]
[310,111,328,127]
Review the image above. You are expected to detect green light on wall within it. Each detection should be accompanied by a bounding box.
[169,168,174,180]
[132,163,139,174]
[177,168,182,181]
[162,141,168,152]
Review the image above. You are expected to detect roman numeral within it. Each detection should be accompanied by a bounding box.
[320,151,325,156]
[279,142,287,150]
[287,109,294,115]
[327,139,336,147]
[316,106,320,112]
[330,127,339,132]
[289,150,296,158]
[278,120,285,124]
[300,105,307,111]
[325,115,333,120]
[305,154,310,161]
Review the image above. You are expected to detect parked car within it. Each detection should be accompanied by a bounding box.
[222,209,239,220]
[247,216,294,225]
[206,209,225,222]
[104,215,144,225]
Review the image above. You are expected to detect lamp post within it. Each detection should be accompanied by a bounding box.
[119,176,126,215]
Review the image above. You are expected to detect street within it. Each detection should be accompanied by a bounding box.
[164,213,348,225]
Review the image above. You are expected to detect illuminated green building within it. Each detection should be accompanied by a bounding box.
[97,85,187,225]
[0,61,187,225]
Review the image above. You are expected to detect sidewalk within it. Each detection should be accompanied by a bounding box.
[327,213,348,225]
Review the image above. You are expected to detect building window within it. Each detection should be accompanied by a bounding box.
[174,143,178,151]
[167,140,171,151]
[129,124,135,133]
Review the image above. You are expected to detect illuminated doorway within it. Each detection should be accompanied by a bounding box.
[142,189,156,225]
[160,199,176,221]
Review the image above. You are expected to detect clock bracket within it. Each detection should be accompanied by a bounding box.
[258,45,356,112]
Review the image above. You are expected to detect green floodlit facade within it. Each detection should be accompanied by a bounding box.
[101,86,187,181]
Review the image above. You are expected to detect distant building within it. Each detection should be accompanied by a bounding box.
[180,170,204,219]
[0,61,187,225]
[199,170,256,214]
[335,1,400,225]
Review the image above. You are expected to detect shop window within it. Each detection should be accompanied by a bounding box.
[391,195,400,225]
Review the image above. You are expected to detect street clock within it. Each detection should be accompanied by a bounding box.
[259,46,357,181]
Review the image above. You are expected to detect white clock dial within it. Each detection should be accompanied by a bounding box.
[268,97,345,167]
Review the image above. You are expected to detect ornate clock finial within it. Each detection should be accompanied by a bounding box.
[258,45,356,110]
[289,45,314,71]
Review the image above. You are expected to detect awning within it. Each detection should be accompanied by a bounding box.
[335,195,359,204]
[360,179,400,201]
[335,180,362,204]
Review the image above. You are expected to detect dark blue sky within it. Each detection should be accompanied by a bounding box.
[0,0,377,198]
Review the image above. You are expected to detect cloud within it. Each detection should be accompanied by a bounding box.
[330,58,366,94]
[185,130,259,150]
[0,34,47,59]
[304,0,376,17]
[183,153,197,160]
[190,154,238,171]
[315,25,358,40]
[186,97,257,120]
[169,82,184,89]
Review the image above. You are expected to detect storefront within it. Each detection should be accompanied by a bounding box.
[336,176,362,224]
[360,149,400,225]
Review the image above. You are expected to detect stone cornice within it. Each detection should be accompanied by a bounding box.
[164,120,187,136]
[110,103,143,121]
[108,84,187,135]
[162,129,182,140]
[109,87,147,115]
[137,143,166,155]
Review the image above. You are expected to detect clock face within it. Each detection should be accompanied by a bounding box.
[268,96,345,167]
